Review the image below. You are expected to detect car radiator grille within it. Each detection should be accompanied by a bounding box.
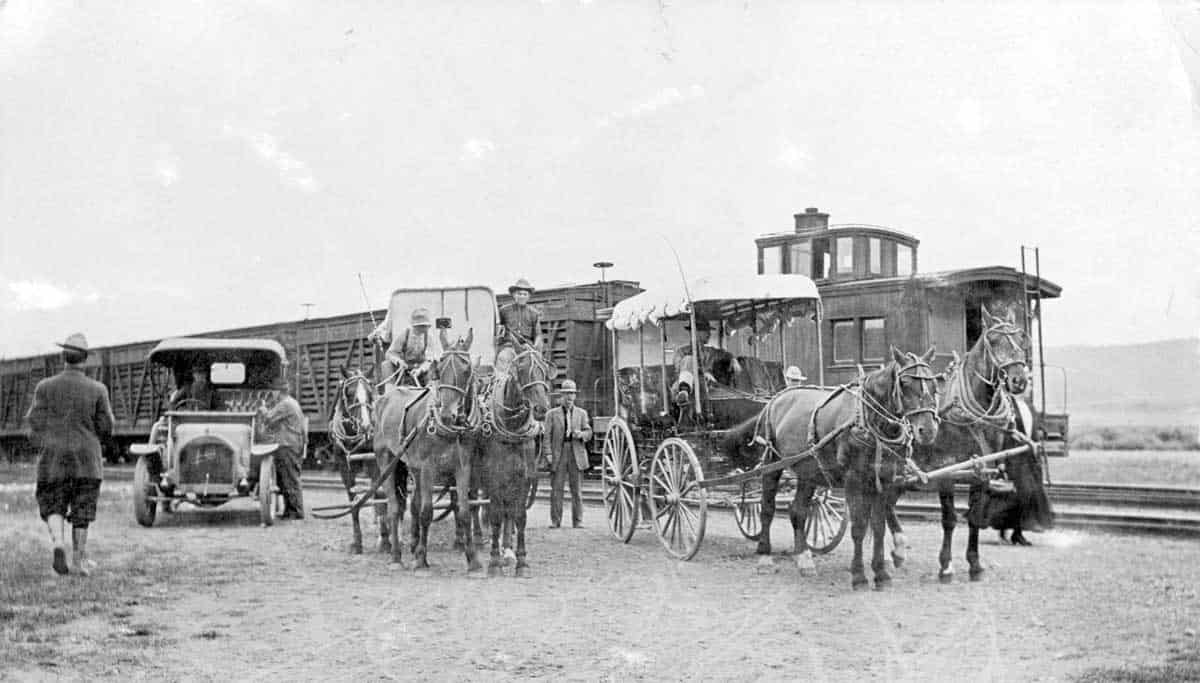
[179,442,235,485]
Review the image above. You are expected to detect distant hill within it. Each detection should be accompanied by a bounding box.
[1040,338,1200,427]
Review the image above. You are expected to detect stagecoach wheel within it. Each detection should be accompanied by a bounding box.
[805,487,848,555]
[601,417,638,543]
[132,456,157,528]
[732,479,763,541]
[648,438,707,560]
[259,456,277,527]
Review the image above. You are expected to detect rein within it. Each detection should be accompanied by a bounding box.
[481,348,548,443]
[426,349,481,438]
[329,375,373,455]
[940,322,1023,431]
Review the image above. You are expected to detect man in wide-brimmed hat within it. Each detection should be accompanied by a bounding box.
[784,365,807,388]
[370,307,434,388]
[25,332,115,576]
[257,376,306,520]
[495,278,543,374]
[545,379,592,529]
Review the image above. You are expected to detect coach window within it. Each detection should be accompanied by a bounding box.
[868,238,881,275]
[835,237,853,275]
[761,245,783,275]
[862,318,886,362]
[832,319,856,364]
[897,244,913,277]
[811,238,831,279]
[789,242,811,277]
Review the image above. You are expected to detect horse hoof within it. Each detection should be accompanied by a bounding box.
[938,570,954,584]
[502,549,517,567]
[874,577,892,590]
[891,552,905,569]
[514,566,530,579]
[969,569,985,582]
[348,544,363,555]
[488,565,503,578]
[390,560,410,571]
[756,556,777,575]
[851,578,870,591]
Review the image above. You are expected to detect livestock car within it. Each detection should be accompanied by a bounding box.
[0,280,641,464]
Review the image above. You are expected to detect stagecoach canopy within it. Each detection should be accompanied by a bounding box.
[606,274,820,331]
[386,286,499,367]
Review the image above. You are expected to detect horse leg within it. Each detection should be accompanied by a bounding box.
[755,471,782,574]
[457,464,484,577]
[513,502,530,579]
[383,466,404,566]
[938,485,956,583]
[487,497,504,578]
[870,487,892,589]
[846,471,871,591]
[885,487,906,568]
[789,481,817,577]
[966,482,985,580]
[412,470,433,575]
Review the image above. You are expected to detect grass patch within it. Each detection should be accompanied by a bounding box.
[1071,425,1200,451]
[1074,647,1200,682]
[1051,450,1200,487]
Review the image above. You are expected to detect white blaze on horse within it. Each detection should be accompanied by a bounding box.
[327,366,384,554]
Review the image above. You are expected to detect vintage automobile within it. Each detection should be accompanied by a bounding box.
[128,338,295,527]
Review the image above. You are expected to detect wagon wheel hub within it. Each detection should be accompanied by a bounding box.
[666,492,680,505]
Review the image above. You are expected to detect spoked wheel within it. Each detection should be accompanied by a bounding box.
[259,456,277,527]
[647,438,707,560]
[732,478,763,541]
[805,486,848,554]
[132,455,158,528]
[601,417,638,543]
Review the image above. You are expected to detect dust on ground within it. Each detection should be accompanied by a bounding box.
[2,482,1199,682]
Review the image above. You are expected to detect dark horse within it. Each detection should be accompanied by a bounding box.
[909,306,1033,582]
[371,328,480,574]
[478,345,552,578]
[327,366,385,554]
[735,347,939,590]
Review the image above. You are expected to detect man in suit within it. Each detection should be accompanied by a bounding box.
[546,379,592,529]
[25,332,115,576]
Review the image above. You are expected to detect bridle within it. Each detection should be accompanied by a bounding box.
[427,348,479,437]
[330,372,374,454]
[974,321,1027,390]
[854,355,939,451]
[482,347,549,442]
[942,321,1027,429]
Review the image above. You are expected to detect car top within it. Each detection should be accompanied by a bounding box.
[149,337,287,367]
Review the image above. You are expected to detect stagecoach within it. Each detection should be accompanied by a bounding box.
[598,274,848,560]
[128,338,296,527]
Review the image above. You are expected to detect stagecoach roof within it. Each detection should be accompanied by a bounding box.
[606,274,820,330]
[149,338,287,366]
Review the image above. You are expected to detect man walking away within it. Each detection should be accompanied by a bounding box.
[546,379,592,529]
[258,377,306,519]
[25,333,115,576]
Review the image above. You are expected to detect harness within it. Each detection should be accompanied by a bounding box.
[939,321,1025,433]
[481,348,549,443]
[425,349,480,439]
[329,375,373,456]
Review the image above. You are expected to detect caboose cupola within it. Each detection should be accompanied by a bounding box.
[756,206,919,282]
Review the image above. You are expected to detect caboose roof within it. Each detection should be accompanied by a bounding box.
[606,273,820,330]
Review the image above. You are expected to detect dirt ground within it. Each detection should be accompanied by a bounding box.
[2,482,1199,682]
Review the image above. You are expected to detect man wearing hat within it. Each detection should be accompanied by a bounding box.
[784,366,807,388]
[496,278,543,374]
[257,377,306,520]
[25,333,115,576]
[370,307,434,387]
[170,358,225,411]
[545,379,592,529]
[673,319,739,394]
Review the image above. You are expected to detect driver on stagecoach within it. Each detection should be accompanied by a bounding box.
[368,308,434,387]
[170,359,224,411]
[495,278,543,374]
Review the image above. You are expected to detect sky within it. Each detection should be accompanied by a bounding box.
[2,0,1199,359]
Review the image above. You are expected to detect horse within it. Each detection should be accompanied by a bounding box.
[730,346,940,590]
[327,366,385,554]
[368,328,479,572]
[402,328,487,576]
[478,345,552,578]
[908,305,1032,582]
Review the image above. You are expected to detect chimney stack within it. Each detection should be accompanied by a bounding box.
[794,207,829,232]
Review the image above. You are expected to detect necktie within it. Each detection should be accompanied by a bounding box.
[563,406,572,444]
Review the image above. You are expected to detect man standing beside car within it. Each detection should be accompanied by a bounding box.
[257,377,306,520]
[546,379,592,529]
[25,332,115,576]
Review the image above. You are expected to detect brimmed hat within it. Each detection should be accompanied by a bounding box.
[784,365,807,382]
[55,332,89,355]
[410,308,432,327]
[508,278,535,295]
[559,379,578,393]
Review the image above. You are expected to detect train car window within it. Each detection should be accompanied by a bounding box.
[862,318,886,361]
[811,238,831,278]
[835,237,853,274]
[761,245,783,274]
[789,242,811,277]
[832,320,856,364]
[868,238,882,275]
[897,244,913,276]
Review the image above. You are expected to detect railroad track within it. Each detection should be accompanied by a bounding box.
[4,465,1199,536]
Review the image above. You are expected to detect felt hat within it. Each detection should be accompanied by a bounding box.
[508,278,535,295]
[559,379,578,393]
[410,308,432,327]
[55,332,89,355]
[784,365,807,382]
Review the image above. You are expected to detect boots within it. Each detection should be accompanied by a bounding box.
[46,514,69,575]
[72,527,96,577]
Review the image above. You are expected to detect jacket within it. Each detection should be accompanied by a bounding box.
[25,367,114,482]
[259,395,306,452]
[546,403,592,470]
[498,303,542,347]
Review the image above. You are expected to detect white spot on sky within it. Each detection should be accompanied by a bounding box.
[462,138,496,161]
[4,280,99,312]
